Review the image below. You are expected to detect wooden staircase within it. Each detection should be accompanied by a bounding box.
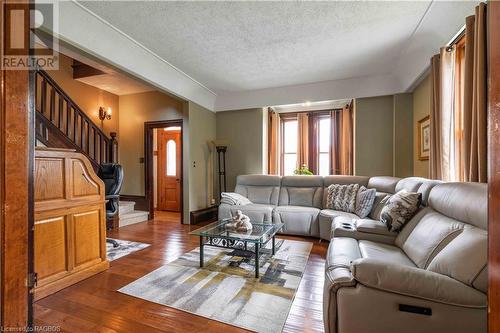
[34,69,118,170]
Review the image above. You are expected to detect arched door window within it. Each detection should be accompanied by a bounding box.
[166,139,176,176]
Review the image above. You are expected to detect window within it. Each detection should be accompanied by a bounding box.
[282,119,298,175]
[166,139,176,176]
[273,107,352,176]
[318,117,331,176]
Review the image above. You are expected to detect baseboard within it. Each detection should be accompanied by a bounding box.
[190,206,218,225]
[120,194,148,211]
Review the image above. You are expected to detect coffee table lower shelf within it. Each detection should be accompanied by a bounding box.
[198,235,276,278]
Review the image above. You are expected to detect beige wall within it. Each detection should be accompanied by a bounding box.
[216,108,266,192]
[412,74,431,177]
[188,102,217,211]
[355,96,394,177]
[46,53,119,136]
[393,93,414,177]
[118,91,185,197]
[118,93,216,223]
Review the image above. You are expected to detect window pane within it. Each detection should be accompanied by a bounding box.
[283,120,298,153]
[319,153,330,176]
[319,118,330,152]
[284,154,297,176]
[166,139,176,176]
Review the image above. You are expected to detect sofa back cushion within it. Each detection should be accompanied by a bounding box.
[428,182,487,230]
[395,182,488,293]
[279,176,323,208]
[234,175,281,205]
[367,176,401,194]
[426,226,487,292]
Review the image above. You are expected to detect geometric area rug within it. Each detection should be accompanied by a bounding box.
[106,238,151,262]
[118,239,313,333]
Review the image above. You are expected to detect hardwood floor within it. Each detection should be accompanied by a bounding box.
[34,211,328,332]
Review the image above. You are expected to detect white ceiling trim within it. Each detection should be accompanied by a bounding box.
[215,74,400,112]
[40,0,217,111]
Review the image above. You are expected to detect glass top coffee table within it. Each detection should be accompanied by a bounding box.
[190,219,284,278]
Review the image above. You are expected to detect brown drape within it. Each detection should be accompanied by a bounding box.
[268,109,281,175]
[463,3,487,182]
[331,104,353,175]
[297,113,309,169]
[430,54,442,180]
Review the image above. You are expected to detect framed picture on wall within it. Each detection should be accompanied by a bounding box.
[418,115,430,161]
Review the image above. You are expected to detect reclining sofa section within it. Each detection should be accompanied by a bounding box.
[218,174,440,240]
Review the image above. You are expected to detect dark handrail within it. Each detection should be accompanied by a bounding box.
[35,69,117,166]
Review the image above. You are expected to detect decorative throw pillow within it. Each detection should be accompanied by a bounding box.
[369,193,391,220]
[355,186,377,218]
[326,183,360,213]
[380,190,422,232]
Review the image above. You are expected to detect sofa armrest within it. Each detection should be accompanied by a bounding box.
[351,258,486,308]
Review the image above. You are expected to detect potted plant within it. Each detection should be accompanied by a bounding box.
[294,164,313,175]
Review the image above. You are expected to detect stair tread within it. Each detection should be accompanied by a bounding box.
[119,201,135,206]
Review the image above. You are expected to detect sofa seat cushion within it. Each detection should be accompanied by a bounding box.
[273,205,320,236]
[319,209,358,240]
[229,203,274,223]
[358,240,416,267]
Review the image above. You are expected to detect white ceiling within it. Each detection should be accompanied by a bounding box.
[76,73,154,96]
[62,1,478,111]
[79,1,431,93]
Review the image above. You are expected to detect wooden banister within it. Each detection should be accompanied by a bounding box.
[34,69,118,168]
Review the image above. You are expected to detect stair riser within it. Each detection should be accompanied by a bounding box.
[119,205,135,215]
[119,214,149,227]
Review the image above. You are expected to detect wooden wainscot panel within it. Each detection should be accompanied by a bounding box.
[73,209,103,267]
[72,159,100,198]
[34,216,69,285]
[34,147,109,301]
[34,157,65,202]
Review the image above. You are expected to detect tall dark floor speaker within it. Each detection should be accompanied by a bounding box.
[216,145,227,198]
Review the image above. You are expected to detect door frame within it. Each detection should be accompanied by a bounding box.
[488,1,500,332]
[1,0,34,328]
[144,120,183,222]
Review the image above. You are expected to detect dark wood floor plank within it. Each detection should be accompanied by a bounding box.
[35,211,328,332]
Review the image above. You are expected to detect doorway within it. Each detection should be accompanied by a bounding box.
[145,120,183,222]
[156,126,181,211]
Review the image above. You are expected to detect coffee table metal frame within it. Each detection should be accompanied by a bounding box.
[190,219,284,278]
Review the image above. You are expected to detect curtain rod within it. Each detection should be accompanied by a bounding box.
[446,25,466,51]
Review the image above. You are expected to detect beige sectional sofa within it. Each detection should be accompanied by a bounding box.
[219,174,488,333]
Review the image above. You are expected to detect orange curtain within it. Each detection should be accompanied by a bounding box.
[430,3,487,182]
[339,104,354,175]
[268,109,281,175]
[331,104,353,175]
[297,113,309,169]
[463,3,487,182]
[430,54,442,180]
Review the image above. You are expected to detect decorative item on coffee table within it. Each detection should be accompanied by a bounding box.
[190,218,283,278]
[225,210,253,231]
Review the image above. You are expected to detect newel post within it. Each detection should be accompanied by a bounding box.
[110,132,118,163]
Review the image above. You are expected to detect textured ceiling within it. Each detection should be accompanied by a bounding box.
[78,1,432,93]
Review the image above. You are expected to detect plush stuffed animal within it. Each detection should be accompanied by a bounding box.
[226,210,253,232]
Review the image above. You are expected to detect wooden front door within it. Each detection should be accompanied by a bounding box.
[157,129,181,211]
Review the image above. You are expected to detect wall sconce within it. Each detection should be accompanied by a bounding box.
[99,106,112,121]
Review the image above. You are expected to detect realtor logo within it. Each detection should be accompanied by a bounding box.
[2,0,59,70]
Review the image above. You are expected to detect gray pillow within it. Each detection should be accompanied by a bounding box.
[326,183,360,213]
[380,190,422,232]
[355,186,376,218]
